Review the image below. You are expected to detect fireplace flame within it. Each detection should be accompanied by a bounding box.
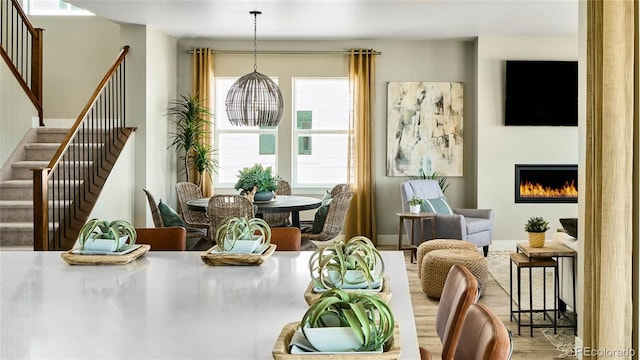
[519,180,578,198]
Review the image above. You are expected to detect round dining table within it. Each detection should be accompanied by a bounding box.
[187,195,322,228]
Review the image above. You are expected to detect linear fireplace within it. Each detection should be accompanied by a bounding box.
[515,164,578,203]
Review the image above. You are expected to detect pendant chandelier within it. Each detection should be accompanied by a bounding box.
[225,11,284,127]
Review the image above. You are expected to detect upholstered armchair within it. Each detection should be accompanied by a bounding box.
[400,180,493,256]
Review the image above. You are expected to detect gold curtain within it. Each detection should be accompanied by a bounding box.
[584,0,637,355]
[192,48,215,197]
[344,49,377,243]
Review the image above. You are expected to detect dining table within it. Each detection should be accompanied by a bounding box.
[187,195,322,228]
[0,250,420,359]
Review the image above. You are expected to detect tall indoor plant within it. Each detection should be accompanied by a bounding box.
[167,93,218,187]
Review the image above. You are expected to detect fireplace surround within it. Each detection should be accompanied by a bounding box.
[515,164,578,203]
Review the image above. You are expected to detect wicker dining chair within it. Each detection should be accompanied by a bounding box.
[175,182,209,235]
[142,188,165,228]
[207,195,255,242]
[264,179,292,227]
[301,191,354,247]
[330,183,350,196]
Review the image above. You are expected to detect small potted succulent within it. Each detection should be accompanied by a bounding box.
[234,163,280,202]
[309,236,384,290]
[299,289,395,352]
[77,219,137,252]
[406,195,423,214]
[524,216,550,248]
[215,216,271,254]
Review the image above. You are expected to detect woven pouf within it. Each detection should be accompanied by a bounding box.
[422,248,488,299]
[416,240,477,279]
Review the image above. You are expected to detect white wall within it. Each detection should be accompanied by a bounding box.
[476,36,579,244]
[27,16,121,120]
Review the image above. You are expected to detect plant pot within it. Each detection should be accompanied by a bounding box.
[302,326,362,352]
[528,232,546,248]
[409,204,421,214]
[254,191,274,202]
[82,235,129,252]
[326,269,381,289]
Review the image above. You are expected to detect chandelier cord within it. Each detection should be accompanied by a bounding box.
[253,11,258,72]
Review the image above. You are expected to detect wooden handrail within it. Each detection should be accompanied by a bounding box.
[0,0,43,125]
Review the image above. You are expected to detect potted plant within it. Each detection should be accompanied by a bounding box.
[299,289,395,352]
[234,163,280,202]
[77,219,137,252]
[524,216,550,248]
[215,216,271,253]
[406,195,424,214]
[167,93,218,188]
[309,236,384,290]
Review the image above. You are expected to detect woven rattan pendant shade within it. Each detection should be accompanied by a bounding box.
[225,11,283,127]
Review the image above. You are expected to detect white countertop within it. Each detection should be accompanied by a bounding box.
[1,250,419,359]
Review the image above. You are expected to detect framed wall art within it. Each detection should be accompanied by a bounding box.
[386,81,463,177]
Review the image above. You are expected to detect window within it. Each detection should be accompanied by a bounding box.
[214,77,349,189]
[293,78,349,186]
[214,78,277,187]
[21,0,93,15]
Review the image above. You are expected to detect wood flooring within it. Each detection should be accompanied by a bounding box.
[402,250,576,360]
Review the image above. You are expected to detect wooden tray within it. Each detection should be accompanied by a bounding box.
[61,244,150,265]
[272,321,401,359]
[304,277,392,305]
[200,243,276,266]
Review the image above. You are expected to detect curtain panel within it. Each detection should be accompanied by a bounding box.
[192,48,215,196]
[345,49,377,243]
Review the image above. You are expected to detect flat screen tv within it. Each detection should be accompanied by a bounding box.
[504,60,578,126]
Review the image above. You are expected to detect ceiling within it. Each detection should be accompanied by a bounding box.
[66,0,579,40]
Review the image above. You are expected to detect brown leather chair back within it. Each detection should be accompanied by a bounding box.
[136,227,187,251]
[270,227,301,251]
[453,304,512,360]
[436,264,479,360]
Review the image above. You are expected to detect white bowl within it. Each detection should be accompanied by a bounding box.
[82,235,129,252]
[224,236,263,254]
[302,326,362,352]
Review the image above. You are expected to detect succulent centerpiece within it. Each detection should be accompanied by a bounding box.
[299,289,395,352]
[309,236,384,290]
[234,163,280,202]
[77,219,137,253]
[524,216,550,248]
[215,216,271,254]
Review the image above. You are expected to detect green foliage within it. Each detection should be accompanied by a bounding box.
[416,169,450,194]
[166,93,217,185]
[309,236,385,290]
[78,219,137,251]
[406,195,423,206]
[234,163,280,193]
[215,216,271,251]
[524,216,550,233]
[192,142,218,186]
[300,289,395,352]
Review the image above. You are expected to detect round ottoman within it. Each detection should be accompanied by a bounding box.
[416,240,477,279]
[422,248,488,299]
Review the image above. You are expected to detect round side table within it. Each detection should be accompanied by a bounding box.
[396,211,436,263]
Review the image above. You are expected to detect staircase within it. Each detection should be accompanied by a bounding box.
[0,128,74,247]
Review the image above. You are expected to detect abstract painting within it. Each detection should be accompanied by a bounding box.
[386,81,463,177]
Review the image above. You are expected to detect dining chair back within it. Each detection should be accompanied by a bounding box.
[329,183,350,196]
[453,303,512,360]
[419,264,479,360]
[264,179,292,227]
[142,189,165,227]
[207,195,255,242]
[301,191,354,245]
[175,182,209,234]
[136,227,187,251]
[270,227,301,251]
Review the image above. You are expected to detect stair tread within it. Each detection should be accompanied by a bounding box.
[0,180,83,186]
[0,200,69,206]
[36,127,71,134]
[0,222,34,229]
[25,143,103,149]
[12,160,93,167]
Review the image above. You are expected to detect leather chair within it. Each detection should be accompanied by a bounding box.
[419,264,479,360]
[136,227,187,251]
[270,227,302,251]
[452,304,512,360]
[401,180,493,256]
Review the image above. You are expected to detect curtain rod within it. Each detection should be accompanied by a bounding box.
[187,49,381,55]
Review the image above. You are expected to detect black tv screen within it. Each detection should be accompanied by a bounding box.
[505,60,578,126]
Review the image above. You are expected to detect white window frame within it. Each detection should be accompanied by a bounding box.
[21,0,93,15]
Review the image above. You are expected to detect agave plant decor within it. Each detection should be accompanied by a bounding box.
[234,164,280,200]
[300,289,395,352]
[309,236,384,290]
[77,219,137,252]
[215,216,271,253]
